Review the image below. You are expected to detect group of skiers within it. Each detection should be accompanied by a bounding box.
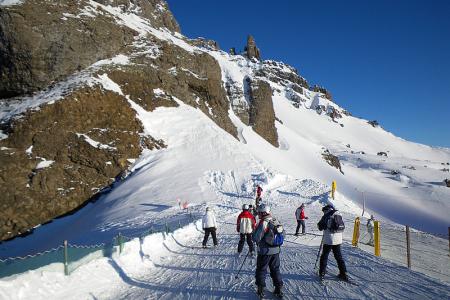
[201,185,375,298]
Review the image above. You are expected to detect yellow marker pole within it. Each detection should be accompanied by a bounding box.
[352,217,360,247]
[331,181,337,199]
[374,221,381,256]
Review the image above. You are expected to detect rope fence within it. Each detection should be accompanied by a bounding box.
[0,211,197,279]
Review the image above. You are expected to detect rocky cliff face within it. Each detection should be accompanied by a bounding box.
[0,0,338,241]
[0,0,179,98]
[0,0,240,240]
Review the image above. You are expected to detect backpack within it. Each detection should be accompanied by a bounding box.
[329,213,345,233]
[264,220,284,246]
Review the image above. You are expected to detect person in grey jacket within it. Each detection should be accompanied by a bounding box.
[317,204,348,281]
[252,204,284,298]
[366,215,375,246]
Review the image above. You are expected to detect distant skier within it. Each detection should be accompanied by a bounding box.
[236,204,256,255]
[252,204,285,298]
[202,207,218,248]
[366,215,375,246]
[294,203,308,235]
[255,185,263,207]
[317,204,348,282]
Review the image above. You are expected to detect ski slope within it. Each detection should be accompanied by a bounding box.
[1,2,450,298]
[1,189,449,300]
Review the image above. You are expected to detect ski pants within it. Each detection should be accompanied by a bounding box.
[368,230,374,246]
[255,253,283,288]
[295,220,306,234]
[238,233,254,253]
[202,227,218,246]
[319,244,347,276]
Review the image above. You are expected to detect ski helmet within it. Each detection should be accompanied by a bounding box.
[242,204,249,210]
[258,203,271,214]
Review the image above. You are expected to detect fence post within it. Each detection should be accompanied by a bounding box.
[63,240,69,276]
[352,217,360,247]
[406,225,411,269]
[178,220,182,229]
[374,221,381,256]
[448,227,449,257]
[165,222,169,234]
[118,233,123,254]
[331,180,336,200]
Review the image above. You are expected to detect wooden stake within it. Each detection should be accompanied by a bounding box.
[406,225,411,269]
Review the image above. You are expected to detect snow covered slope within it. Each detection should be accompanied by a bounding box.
[0,1,449,298]
[1,192,449,299]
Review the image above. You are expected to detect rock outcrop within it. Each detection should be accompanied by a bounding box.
[0,88,166,240]
[322,150,344,174]
[246,35,261,61]
[0,0,180,98]
[246,78,279,147]
[312,85,332,101]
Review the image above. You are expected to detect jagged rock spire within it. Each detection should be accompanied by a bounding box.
[246,35,261,61]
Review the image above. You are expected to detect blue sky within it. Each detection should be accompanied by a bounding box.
[166,0,450,148]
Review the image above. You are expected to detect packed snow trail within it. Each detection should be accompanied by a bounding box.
[100,203,450,300]
[1,189,449,299]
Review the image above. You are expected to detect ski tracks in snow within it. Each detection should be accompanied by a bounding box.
[105,207,449,300]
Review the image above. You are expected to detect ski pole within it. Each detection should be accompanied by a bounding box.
[314,235,324,270]
[235,250,250,279]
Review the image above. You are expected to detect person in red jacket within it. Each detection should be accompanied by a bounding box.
[237,204,256,254]
[256,185,263,199]
[295,203,308,235]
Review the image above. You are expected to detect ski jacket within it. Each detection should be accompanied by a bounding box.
[318,210,343,246]
[252,215,283,255]
[237,210,256,234]
[367,219,374,233]
[202,211,217,229]
[295,207,306,220]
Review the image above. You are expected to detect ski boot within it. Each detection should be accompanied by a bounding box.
[273,286,284,298]
[256,285,265,298]
[337,273,349,282]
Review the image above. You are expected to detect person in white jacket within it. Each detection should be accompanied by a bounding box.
[202,207,218,248]
[317,205,348,281]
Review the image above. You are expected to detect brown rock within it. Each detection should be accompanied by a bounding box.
[246,35,261,61]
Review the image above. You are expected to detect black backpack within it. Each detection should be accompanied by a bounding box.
[329,213,345,233]
[317,210,345,233]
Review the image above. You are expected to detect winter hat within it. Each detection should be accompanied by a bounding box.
[322,204,334,212]
[300,203,305,208]
[242,204,249,210]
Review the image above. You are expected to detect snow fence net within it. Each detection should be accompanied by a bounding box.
[352,220,450,284]
[66,242,116,275]
[0,246,64,278]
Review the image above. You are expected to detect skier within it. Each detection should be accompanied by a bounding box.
[252,204,284,298]
[317,204,348,281]
[255,185,263,207]
[366,215,375,246]
[294,203,308,235]
[202,207,218,248]
[236,204,256,255]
